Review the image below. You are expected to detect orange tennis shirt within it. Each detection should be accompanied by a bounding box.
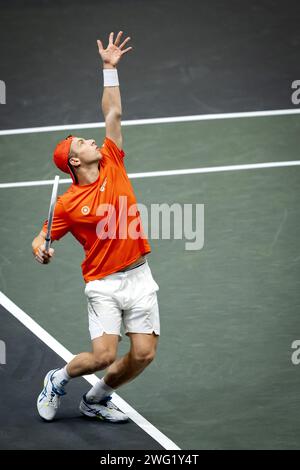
[42,137,151,283]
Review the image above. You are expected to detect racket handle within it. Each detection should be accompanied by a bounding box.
[45,238,51,252]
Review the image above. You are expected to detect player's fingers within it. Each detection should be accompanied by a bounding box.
[48,248,54,257]
[109,32,114,45]
[121,46,133,55]
[38,248,51,261]
[114,31,123,46]
[38,248,44,258]
[119,36,131,49]
[97,39,104,52]
[35,254,44,263]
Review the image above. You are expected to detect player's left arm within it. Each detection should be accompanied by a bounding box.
[97,31,132,150]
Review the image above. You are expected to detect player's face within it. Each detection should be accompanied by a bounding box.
[71,137,102,165]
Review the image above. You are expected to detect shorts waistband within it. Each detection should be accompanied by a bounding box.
[118,259,146,273]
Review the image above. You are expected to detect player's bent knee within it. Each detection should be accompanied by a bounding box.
[131,350,156,366]
[92,352,116,371]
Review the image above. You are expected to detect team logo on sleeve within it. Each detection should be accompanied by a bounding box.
[81,206,90,215]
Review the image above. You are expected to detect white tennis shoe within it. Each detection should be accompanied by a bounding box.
[37,368,66,421]
[79,394,129,423]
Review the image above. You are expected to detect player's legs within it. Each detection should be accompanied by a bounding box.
[79,260,160,423]
[77,279,131,422]
[69,276,123,377]
[37,263,160,422]
[79,332,158,423]
[37,278,123,422]
[103,332,159,389]
[66,334,119,377]
[37,334,119,421]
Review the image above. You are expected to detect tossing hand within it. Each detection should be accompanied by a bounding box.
[97,31,132,68]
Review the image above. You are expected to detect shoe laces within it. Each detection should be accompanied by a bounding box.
[51,380,66,397]
[48,390,58,406]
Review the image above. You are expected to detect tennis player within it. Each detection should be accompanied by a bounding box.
[32,31,160,423]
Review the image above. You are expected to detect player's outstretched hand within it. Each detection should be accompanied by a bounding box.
[97,31,132,67]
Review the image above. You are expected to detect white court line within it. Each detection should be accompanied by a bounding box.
[1,160,300,189]
[0,291,180,451]
[0,108,300,136]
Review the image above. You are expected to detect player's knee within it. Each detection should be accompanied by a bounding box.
[92,351,116,371]
[131,349,156,367]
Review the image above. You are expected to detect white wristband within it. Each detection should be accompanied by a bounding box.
[103,68,119,87]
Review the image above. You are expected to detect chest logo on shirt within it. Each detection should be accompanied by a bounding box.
[100,177,107,192]
[81,205,90,215]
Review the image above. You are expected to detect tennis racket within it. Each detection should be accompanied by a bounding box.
[45,175,60,252]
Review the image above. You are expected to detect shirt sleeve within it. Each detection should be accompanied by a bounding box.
[42,197,71,241]
[100,137,125,167]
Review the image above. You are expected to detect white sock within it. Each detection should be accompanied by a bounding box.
[52,365,71,389]
[86,378,115,403]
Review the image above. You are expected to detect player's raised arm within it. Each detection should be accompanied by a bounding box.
[97,31,132,149]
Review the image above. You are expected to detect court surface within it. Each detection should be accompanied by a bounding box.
[1,112,300,449]
[1,0,300,450]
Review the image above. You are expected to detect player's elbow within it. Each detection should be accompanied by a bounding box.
[106,108,122,121]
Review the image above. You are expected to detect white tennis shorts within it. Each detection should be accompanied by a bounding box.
[84,261,160,340]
